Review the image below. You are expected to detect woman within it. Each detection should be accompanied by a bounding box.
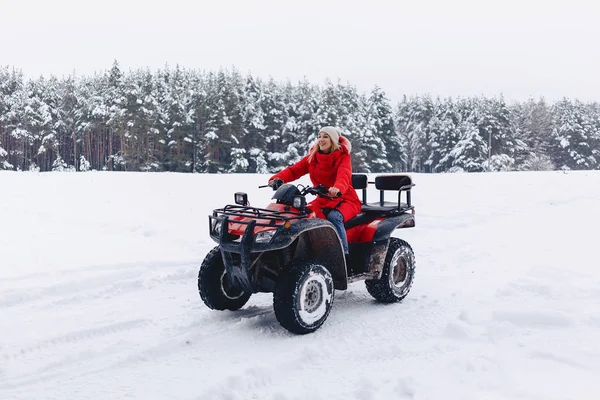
[268,126,362,255]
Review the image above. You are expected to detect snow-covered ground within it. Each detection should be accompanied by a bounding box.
[1,170,599,400]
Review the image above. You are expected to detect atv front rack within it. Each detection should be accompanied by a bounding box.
[208,204,308,247]
[212,204,306,226]
[208,204,315,292]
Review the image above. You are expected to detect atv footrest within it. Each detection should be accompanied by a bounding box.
[344,213,376,230]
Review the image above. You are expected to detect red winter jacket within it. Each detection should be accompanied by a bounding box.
[269,136,362,222]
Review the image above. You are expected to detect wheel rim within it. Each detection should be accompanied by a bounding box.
[392,254,407,286]
[389,248,411,291]
[220,270,245,300]
[303,280,323,313]
[298,275,330,325]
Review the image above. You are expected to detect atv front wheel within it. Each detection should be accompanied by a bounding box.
[365,238,415,303]
[198,246,251,310]
[273,261,335,334]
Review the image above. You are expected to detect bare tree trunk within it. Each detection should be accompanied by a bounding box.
[98,127,102,170]
[86,131,91,169]
[120,122,125,171]
[21,139,25,171]
[108,127,113,171]
[146,130,151,166]
[73,132,78,171]
[94,128,98,169]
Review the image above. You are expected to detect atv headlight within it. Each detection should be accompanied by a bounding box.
[234,192,248,205]
[292,195,306,210]
[255,230,276,244]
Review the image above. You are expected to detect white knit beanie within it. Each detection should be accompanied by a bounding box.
[318,126,341,144]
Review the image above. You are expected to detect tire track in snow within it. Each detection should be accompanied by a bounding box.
[40,265,197,309]
[1,261,200,393]
[1,301,262,393]
[39,298,280,387]
[86,299,281,376]
[3,319,152,362]
[0,262,198,309]
[0,259,199,286]
[0,269,144,308]
[0,318,155,391]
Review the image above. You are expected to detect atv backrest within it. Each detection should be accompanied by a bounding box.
[375,175,412,191]
[352,173,368,204]
[352,173,368,190]
[374,174,414,207]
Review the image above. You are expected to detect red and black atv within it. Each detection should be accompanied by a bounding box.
[198,173,416,334]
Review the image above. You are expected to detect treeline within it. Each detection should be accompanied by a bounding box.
[1,61,599,173]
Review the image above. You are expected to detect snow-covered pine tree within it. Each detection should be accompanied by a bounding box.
[55,74,80,171]
[393,96,423,172]
[275,80,302,174]
[476,96,524,171]
[261,78,289,172]
[512,98,553,170]
[412,95,437,172]
[219,68,246,173]
[0,67,8,169]
[79,155,91,171]
[24,77,55,171]
[367,86,396,172]
[550,98,598,170]
[280,78,320,169]
[0,68,27,170]
[228,147,249,172]
[449,118,489,172]
[52,154,68,171]
[336,82,364,172]
[357,90,391,173]
[102,60,127,170]
[197,71,222,173]
[241,74,267,173]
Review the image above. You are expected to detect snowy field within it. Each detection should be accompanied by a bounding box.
[1,170,599,400]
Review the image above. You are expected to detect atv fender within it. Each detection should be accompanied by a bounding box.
[271,219,348,290]
[368,214,415,279]
[296,226,348,290]
[372,214,415,242]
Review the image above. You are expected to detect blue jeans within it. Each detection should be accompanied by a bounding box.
[327,209,349,254]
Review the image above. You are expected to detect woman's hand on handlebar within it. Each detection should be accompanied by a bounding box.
[328,187,341,197]
[269,178,283,190]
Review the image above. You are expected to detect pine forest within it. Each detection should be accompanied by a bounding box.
[1,61,599,174]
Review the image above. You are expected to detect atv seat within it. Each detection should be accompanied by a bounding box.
[361,202,408,213]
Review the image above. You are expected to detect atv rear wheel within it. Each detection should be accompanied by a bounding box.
[273,261,335,334]
[365,238,415,303]
[198,246,251,311]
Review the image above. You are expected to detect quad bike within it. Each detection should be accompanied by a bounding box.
[198,173,416,334]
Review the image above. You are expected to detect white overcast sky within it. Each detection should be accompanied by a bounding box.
[1,0,598,103]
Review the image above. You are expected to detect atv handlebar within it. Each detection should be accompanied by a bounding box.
[302,184,342,199]
[258,178,284,190]
[259,180,341,199]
